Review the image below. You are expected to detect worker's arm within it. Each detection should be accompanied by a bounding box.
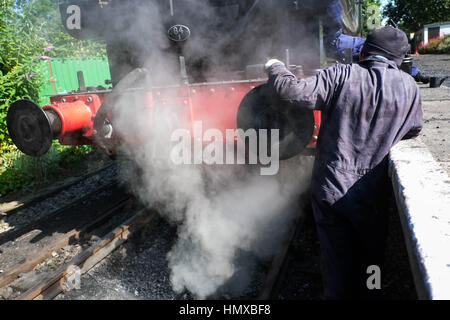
[265,60,341,111]
[402,86,423,139]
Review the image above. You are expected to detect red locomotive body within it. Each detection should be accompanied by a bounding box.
[7,0,358,159]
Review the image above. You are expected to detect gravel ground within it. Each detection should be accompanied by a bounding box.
[413,54,450,88]
[53,187,416,301]
[0,163,119,236]
[412,54,450,175]
[0,189,137,300]
[55,216,184,300]
[0,244,84,299]
[0,157,134,300]
[54,213,270,300]
[419,100,450,175]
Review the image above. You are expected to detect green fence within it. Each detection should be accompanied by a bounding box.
[39,58,112,105]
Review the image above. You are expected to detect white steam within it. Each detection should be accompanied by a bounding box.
[100,0,315,299]
[110,87,313,298]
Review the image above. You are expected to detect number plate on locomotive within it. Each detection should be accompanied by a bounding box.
[168,24,191,42]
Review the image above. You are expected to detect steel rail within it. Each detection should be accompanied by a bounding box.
[0,195,131,289]
[0,162,115,216]
[17,208,157,300]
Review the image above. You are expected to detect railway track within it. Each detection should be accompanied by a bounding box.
[2,184,410,300]
[254,197,318,300]
[16,208,157,300]
[0,180,137,299]
[0,181,122,246]
[16,199,313,300]
[0,162,115,217]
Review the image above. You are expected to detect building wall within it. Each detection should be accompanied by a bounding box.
[422,23,450,45]
[39,58,111,106]
[440,25,450,38]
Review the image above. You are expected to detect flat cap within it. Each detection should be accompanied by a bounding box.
[361,26,410,66]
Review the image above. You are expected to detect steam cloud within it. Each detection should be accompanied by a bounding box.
[113,94,313,298]
[102,0,315,299]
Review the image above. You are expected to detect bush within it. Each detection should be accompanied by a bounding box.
[437,36,450,54]
[0,0,107,154]
[0,142,94,196]
[0,0,109,197]
[417,36,450,54]
[0,0,46,153]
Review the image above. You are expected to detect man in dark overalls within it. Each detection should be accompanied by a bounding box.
[265,26,423,299]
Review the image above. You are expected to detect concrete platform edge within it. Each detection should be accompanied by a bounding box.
[389,138,450,300]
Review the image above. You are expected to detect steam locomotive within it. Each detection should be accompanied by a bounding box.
[7,0,362,160]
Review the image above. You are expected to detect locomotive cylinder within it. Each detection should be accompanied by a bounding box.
[7,95,103,157]
[43,100,93,136]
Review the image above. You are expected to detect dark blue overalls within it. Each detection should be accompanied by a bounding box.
[267,57,422,298]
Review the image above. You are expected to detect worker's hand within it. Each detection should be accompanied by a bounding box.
[264,59,284,72]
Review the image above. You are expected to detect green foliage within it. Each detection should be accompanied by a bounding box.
[418,36,450,54]
[362,0,382,37]
[1,0,107,152]
[0,0,105,195]
[19,0,107,58]
[383,0,450,34]
[0,166,34,195]
[0,142,94,196]
[0,0,45,153]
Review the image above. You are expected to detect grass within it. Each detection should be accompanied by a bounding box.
[0,142,95,197]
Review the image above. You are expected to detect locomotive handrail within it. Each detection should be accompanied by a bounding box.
[47,78,269,97]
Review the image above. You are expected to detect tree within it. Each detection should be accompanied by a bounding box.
[383,0,450,34]
[17,0,107,58]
